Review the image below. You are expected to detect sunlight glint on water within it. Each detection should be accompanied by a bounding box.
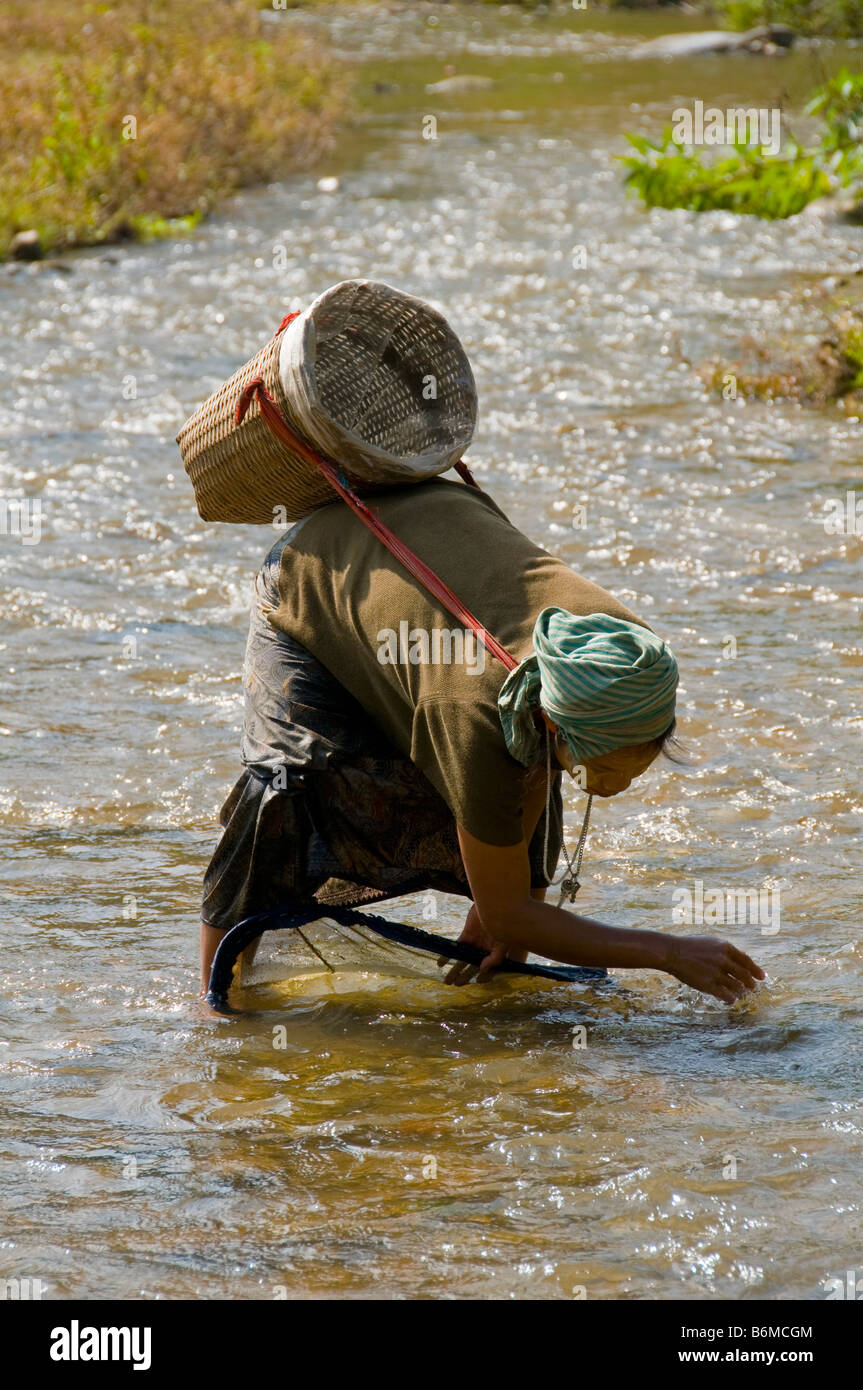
[1,8,861,1300]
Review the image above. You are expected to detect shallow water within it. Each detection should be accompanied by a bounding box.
[1,6,861,1299]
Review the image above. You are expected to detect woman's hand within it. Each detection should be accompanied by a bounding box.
[438,903,527,986]
[665,935,765,1004]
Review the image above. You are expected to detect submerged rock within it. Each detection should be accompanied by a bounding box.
[426,74,495,95]
[803,193,863,226]
[634,25,796,60]
[835,198,863,226]
[10,229,44,261]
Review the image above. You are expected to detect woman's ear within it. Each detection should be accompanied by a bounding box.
[537,708,558,735]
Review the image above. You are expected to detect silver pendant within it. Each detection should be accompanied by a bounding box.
[558,876,580,906]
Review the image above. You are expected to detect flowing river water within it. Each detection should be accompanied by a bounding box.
[1,6,862,1300]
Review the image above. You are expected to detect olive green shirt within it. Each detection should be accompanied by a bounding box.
[269,478,642,846]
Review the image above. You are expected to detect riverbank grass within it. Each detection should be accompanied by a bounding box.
[1,0,346,260]
[700,290,863,408]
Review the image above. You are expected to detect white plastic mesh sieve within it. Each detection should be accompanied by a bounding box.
[278,279,477,481]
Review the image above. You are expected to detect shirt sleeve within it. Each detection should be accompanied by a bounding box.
[410,694,528,847]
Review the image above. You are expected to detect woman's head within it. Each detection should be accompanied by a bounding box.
[498,608,680,774]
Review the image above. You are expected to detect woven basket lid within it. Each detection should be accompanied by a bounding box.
[278,279,477,481]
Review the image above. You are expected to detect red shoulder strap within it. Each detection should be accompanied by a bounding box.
[236,375,517,672]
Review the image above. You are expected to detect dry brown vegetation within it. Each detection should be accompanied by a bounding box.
[699,282,863,409]
[0,0,347,258]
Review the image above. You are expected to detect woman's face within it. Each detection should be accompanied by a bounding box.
[578,740,661,796]
[552,729,660,796]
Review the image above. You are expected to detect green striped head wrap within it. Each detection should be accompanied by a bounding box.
[498,608,679,768]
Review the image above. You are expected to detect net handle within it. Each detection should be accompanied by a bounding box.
[206,903,608,1013]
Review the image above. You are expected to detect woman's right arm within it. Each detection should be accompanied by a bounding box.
[456,824,765,1003]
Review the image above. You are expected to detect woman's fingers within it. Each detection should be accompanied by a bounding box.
[715,964,762,1003]
[667,935,768,1005]
[443,959,479,986]
[441,948,508,986]
[722,957,761,989]
[701,970,743,1004]
[477,943,507,980]
[728,944,766,979]
[720,943,766,991]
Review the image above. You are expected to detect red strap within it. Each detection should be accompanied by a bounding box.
[454,459,480,489]
[235,373,517,672]
[275,311,301,336]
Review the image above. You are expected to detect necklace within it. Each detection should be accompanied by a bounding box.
[542,727,593,906]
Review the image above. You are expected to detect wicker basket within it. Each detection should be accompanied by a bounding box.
[176,280,478,525]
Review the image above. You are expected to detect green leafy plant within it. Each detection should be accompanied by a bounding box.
[128,211,202,241]
[807,67,863,182]
[722,0,863,37]
[621,72,863,220]
[620,130,833,219]
[836,310,863,389]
